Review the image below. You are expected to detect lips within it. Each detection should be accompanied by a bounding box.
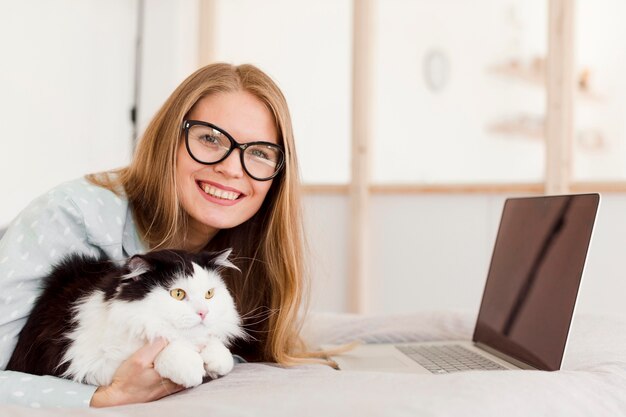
[197,181,243,201]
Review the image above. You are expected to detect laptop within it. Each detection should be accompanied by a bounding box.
[328,193,600,374]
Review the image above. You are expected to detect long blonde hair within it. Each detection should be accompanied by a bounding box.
[88,63,320,364]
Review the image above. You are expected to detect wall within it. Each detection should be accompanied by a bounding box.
[0,0,199,226]
[0,0,137,225]
[372,0,547,184]
[575,0,626,180]
[1,0,625,317]
[137,0,200,137]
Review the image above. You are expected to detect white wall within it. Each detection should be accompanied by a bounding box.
[0,0,202,228]
[575,0,626,180]
[137,0,199,137]
[302,194,350,313]
[372,0,547,184]
[0,0,137,225]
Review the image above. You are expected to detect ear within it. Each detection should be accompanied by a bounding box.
[120,255,152,282]
[213,248,240,272]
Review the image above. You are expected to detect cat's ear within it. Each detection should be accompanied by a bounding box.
[213,248,240,272]
[121,255,152,282]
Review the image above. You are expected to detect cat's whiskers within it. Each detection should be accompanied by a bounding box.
[239,321,271,335]
[239,310,277,327]
[232,308,277,342]
[236,326,269,343]
[241,333,259,342]
[239,306,278,319]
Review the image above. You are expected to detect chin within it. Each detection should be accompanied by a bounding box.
[198,216,244,231]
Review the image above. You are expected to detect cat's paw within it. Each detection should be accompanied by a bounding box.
[154,342,205,388]
[200,340,234,379]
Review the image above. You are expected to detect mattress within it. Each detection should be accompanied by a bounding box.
[3,310,626,416]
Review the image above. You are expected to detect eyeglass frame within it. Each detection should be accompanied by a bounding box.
[182,119,286,181]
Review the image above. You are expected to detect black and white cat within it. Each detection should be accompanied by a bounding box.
[6,248,245,388]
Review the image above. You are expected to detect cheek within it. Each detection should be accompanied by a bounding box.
[239,183,272,221]
[250,180,272,204]
[164,300,197,322]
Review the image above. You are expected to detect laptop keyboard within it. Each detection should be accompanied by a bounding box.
[395,344,507,374]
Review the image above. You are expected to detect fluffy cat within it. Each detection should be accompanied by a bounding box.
[6,248,246,388]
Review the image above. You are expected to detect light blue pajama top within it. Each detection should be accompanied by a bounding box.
[0,177,148,408]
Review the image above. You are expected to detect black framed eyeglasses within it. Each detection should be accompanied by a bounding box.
[182,120,285,181]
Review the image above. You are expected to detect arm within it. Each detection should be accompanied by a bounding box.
[0,370,97,408]
[0,341,182,408]
[0,189,102,407]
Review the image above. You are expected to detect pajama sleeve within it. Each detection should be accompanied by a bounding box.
[0,188,101,408]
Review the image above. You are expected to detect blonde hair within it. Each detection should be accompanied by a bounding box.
[88,63,324,364]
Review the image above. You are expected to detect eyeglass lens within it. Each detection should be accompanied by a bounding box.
[187,124,282,180]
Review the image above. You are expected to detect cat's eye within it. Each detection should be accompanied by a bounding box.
[170,288,186,301]
[205,289,215,299]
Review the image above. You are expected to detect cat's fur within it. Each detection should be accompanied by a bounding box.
[6,249,245,388]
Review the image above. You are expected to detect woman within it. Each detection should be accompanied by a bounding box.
[0,63,318,408]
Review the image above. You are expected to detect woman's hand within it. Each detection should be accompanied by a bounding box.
[90,338,185,407]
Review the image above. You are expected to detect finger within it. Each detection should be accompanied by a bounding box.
[133,338,168,363]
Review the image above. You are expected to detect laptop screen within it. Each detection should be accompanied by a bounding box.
[472,194,599,371]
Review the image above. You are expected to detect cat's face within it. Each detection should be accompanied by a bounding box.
[115,249,241,332]
[149,263,235,330]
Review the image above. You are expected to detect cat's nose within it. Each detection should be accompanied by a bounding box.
[198,309,208,320]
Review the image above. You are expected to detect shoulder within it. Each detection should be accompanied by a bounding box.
[27,176,130,247]
[53,176,126,208]
[27,176,126,220]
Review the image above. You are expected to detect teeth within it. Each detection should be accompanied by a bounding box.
[201,184,240,201]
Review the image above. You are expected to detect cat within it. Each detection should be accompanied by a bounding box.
[6,248,246,388]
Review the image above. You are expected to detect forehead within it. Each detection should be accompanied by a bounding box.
[188,90,279,145]
[171,263,222,291]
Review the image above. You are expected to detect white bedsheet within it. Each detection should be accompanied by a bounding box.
[3,311,626,416]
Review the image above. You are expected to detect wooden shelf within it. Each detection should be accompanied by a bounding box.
[488,61,603,102]
[486,116,544,140]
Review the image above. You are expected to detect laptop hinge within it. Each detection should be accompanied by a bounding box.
[474,342,537,370]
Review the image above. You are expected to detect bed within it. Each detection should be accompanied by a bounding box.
[3,310,626,416]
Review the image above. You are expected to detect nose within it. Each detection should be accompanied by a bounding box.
[198,308,208,320]
[214,150,244,179]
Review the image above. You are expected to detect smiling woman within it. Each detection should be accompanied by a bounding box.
[91,61,331,381]
[0,63,328,409]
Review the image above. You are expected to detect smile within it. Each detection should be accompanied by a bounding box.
[197,181,242,201]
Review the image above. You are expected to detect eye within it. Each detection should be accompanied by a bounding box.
[205,288,215,299]
[246,145,280,168]
[200,134,220,144]
[250,148,270,160]
[170,288,186,301]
